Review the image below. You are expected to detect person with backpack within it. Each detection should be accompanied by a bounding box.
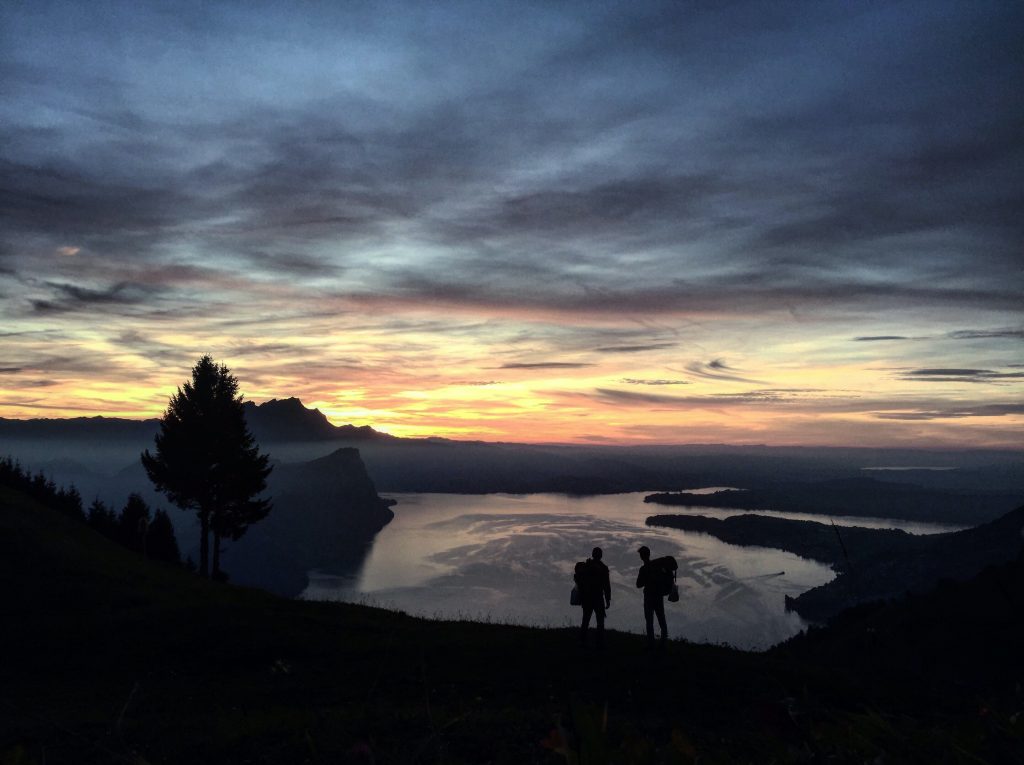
[636,545,669,649]
[575,546,611,648]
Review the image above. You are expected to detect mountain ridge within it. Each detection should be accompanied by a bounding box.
[240,397,396,443]
[0,397,396,444]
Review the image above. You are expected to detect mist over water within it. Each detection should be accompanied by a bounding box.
[301,492,957,649]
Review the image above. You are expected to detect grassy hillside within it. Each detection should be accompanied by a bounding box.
[2,485,1021,764]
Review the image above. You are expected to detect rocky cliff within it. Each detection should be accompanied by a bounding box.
[221,447,395,596]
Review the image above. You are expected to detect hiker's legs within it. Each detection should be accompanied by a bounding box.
[594,604,605,648]
[654,598,667,642]
[643,599,655,643]
[580,604,594,644]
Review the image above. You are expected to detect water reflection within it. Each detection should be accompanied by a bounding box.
[303,492,885,649]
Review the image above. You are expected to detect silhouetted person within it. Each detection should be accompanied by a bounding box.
[577,546,611,648]
[636,545,667,648]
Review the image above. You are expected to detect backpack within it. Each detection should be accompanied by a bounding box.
[570,560,588,606]
[651,556,679,601]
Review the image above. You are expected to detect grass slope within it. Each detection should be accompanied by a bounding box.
[2,486,1021,764]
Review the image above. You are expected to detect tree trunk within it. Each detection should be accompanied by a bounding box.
[199,510,210,577]
[212,530,222,580]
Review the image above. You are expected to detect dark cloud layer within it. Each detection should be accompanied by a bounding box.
[28,280,162,315]
[0,1,1021,444]
[1,0,1021,323]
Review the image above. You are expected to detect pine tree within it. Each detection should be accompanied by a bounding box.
[87,498,118,538]
[63,485,84,521]
[118,493,152,554]
[141,356,272,578]
[148,509,181,565]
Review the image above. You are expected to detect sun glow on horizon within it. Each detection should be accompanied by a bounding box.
[0,2,1020,450]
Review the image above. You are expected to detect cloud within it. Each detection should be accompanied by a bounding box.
[1,1,1021,329]
[900,368,1024,383]
[875,403,1024,420]
[683,359,765,385]
[620,378,689,386]
[0,0,1022,447]
[595,343,676,353]
[498,362,593,370]
[4,353,140,377]
[345,273,1024,320]
[27,280,162,314]
[451,175,724,245]
[0,367,23,374]
[948,328,1024,341]
[593,388,793,407]
[225,342,306,358]
[586,386,1024,423]
[239,251,342,276]
[0,378,58,389]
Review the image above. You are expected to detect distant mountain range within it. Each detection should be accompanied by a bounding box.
[2,397,1023,526]
[0,397,396,444]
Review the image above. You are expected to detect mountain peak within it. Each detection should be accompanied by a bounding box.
[244,398,394,443]
[260,397,316,411]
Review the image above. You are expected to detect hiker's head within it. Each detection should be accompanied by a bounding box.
[638,545,651,562]
[592,547,603,561]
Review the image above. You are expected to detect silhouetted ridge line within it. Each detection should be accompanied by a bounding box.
[238,398,396,443]
[0,398,397,444]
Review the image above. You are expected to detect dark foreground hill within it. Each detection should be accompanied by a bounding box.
[776,550,1024,701]
[3,487,1023,764]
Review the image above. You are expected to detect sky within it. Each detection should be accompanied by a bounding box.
[1,0,1022,447]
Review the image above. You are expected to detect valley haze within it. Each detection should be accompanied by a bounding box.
[3,395,1022,504]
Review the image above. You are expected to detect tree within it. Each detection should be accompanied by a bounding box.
[86,497,118,538]
[148,509,181,565]
[141,355,272,578]
[117,493,151,554]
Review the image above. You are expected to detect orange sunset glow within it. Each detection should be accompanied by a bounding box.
[1,1,1021,449]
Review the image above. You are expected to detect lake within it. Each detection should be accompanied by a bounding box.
[301,491,961,650]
